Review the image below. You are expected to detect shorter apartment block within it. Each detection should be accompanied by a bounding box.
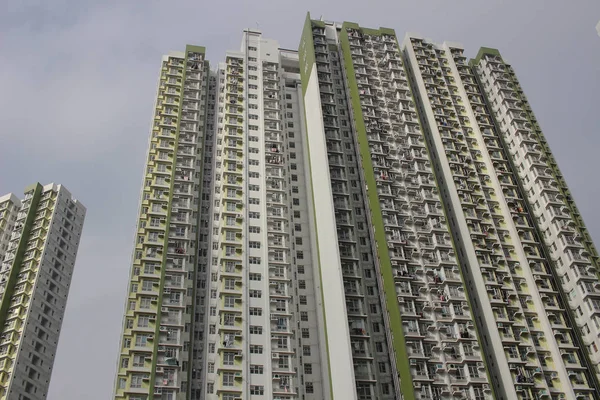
[0,183,86,400]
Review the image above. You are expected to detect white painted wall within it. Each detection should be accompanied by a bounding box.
[303,64,357,400]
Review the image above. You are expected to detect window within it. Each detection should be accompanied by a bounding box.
[297,251,304,260]
[249,185,259,191]
[303,345,311,356]
[249,226,261,233]
[250,365,264,374]
[250,290,262,298]
[248,84,258,89]
[378,362,387,373]
[131,374,145,388]
[381,383,390,395]
[249,197,260,204]
[137,316,149,327]
[249,273,262,281]
[306,382,314,394]
[249,256,261,264]
[300,295,307,305]
[249,241,261,248]
[135,334,148,347]
[302,328,310,338]
[223,352,235,366]
[248,46,257,51]
[224,296,235,308]
[304,363,312,374]
[297,265,305,274]
[301,311,308,321]
[250,345,263,354]
[250,326,263,334]
[298,280,306,289]
[250,386,264,395]
[249,307,262,316]
[223,372,235,386]
[140,297,151,309]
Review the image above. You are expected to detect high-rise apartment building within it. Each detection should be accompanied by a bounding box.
[300,18,490,400]
[114,14,600,400]
[0,183,86,400]
[401,35,600,400]
[113,45,214,400]
[114,32,333,400]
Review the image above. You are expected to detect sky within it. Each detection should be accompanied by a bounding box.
[1,0,600,399]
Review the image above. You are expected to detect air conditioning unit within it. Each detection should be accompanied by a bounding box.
[161,307,169,312]
[272,353,279,359]
[160,326,168,332]
[156,367,164,373]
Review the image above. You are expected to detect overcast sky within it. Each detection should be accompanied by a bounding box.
[1,1,600,399]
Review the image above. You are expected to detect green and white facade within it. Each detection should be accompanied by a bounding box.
[299,17,490,400]
[114,32,330,400]
[114,14,600,400]
[113,46,215,400]
[0,183,86,400]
